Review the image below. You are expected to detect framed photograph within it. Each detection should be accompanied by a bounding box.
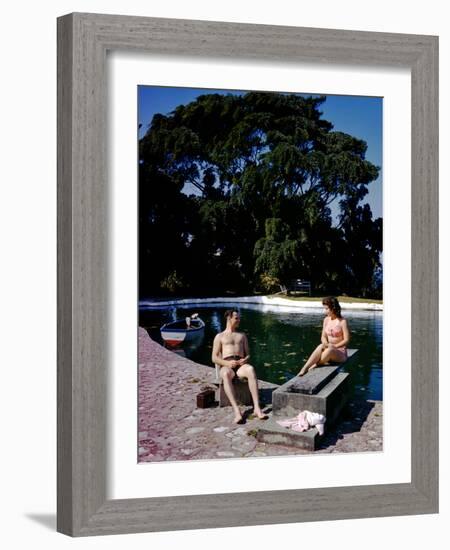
[137,85,384,461]
[57,13,438,536]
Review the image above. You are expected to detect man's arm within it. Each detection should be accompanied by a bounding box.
[238,334,250,366]
[211,333,227,367]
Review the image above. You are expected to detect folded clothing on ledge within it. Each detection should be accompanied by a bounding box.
[276,410,326,435]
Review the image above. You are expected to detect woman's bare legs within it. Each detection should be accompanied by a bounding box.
[299,345,347,376]
[298,344,325,376]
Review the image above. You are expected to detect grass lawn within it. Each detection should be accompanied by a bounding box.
[267,294,383,305]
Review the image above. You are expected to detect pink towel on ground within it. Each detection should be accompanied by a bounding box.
[276,410,326,435]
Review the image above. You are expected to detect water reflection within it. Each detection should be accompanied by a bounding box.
[210,311,222,334]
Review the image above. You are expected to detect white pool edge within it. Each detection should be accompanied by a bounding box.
[139,295,383,311]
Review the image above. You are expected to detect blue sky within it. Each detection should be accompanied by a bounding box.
[138,86,382,220]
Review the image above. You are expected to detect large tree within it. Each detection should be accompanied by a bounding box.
[139,92,381,297]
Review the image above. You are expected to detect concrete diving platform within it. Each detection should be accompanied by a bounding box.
[257,349,358,451]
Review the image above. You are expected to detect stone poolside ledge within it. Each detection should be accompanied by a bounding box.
[140,295,383,311]
[138,328,383,462]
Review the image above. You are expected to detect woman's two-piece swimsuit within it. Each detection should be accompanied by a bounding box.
[325,318,347,358]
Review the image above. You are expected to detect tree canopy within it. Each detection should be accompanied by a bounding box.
[139,92,382,298]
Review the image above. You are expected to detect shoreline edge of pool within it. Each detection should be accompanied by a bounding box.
[139,296,383,312]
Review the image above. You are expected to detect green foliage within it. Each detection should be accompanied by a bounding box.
[160,271,185,294]
[258,273,281,293]
[139,91,382,298]
[254,218,299,280]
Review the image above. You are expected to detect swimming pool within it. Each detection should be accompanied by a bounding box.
[139,303,383,401]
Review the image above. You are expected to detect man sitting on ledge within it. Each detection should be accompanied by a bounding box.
[212,309,267,424]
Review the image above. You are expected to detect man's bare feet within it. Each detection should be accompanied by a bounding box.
[233,410,244,424]
[253,410,268,420]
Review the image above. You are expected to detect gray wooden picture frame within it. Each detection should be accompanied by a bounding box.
[57,12,438,537]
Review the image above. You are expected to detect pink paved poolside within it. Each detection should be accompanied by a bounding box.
[138,328,382,462]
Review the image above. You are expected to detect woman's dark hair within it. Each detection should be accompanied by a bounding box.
[322,296,342,318]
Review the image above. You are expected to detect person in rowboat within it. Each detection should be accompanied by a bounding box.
[185,313,199,329]
[212,309,267,424]
[298,296,350,376]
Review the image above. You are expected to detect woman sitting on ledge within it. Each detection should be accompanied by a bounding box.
[298,296,350,377]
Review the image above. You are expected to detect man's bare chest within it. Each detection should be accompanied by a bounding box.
[221,332,244,347]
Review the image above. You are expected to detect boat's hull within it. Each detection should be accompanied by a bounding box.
[160,330,187,346]
[160,319,205,347]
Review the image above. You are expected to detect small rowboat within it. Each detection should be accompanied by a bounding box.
[160,314,205,346]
